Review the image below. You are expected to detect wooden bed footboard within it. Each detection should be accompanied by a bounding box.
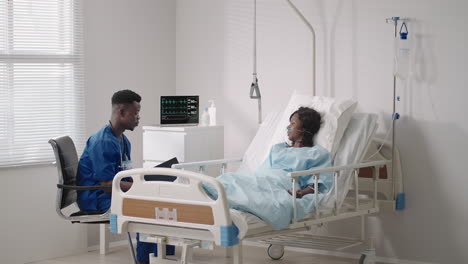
[122,198,215,225]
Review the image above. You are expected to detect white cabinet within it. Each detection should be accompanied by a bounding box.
[142,125,224,168]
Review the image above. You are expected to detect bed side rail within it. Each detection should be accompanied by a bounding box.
[288,160,390,222]
[290,160,388,177]
[110,168,238,246]
[172,158,243,174]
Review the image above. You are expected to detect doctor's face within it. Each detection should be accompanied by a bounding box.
[287,113,303,142]
[122,101,141,131]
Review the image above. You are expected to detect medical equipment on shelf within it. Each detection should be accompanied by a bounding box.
[110,95,403,264]
[200,107,210,126]
[208,100,216,126]
[160,95,199,126]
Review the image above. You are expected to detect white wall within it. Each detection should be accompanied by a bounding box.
[0,1,176,263]
[176,0,468,263]
[0,166,88,264]
[175,0,225,126]
[83,0,176,248]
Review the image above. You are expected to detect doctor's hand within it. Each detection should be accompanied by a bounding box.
[287,189,304,198]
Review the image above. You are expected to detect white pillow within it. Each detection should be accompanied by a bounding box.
[240,111,283,172]
[269,91,357,159]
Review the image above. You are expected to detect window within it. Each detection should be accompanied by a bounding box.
[0,0,84,167]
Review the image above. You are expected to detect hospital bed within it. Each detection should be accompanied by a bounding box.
[110,97,402,264]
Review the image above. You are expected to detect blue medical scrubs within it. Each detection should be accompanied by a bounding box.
[77,124,131,211]
[77,124,174,261]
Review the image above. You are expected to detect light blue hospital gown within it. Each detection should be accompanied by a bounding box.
[204,142,332,230]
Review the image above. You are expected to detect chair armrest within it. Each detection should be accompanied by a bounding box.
[171,158,243,169]
[57,184,112,191]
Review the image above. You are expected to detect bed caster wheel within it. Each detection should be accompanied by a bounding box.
[267,244,284,260]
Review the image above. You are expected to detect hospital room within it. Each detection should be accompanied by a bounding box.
[1,0,467,263]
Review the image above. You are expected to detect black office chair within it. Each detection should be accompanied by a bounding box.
[49,135,110,222]
[49,136,136,263]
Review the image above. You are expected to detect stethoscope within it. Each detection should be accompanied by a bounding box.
[109,120,128,170]
[118,139,126,169]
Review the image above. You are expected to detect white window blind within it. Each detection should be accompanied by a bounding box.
[0,0,85,167]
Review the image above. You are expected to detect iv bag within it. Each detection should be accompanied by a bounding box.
[395,24,411,80]
[395,40,411,79]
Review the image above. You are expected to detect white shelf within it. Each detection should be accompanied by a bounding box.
[143,125,224,164]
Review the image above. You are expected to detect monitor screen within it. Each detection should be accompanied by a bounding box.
[160,95,199,125]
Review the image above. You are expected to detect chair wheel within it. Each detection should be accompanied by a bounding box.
[267,244,284,260]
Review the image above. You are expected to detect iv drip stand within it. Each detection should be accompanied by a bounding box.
[386,16,407,203]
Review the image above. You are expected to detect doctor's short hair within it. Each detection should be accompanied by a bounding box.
[111,89,141,105]
[290,107,323,147]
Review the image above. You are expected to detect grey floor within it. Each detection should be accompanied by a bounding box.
[29,244,362,264]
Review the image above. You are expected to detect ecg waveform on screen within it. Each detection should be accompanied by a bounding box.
[160,96,199,124]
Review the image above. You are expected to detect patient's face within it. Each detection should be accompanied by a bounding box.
[287,113,303,143]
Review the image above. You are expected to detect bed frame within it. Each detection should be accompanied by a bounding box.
[111,158,391,264]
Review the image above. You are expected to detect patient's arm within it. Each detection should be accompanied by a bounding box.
[100,180,132,193]
[287,185,315,198]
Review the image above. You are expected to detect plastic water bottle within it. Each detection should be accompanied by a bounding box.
[200,107,210,126]
[208,100,216,126]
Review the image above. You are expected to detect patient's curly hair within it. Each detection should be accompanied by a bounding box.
[290,107,322,147]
